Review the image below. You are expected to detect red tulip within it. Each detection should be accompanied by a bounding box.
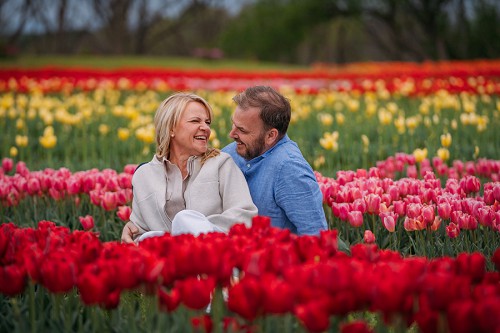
[227,276,263,321]
[77,262,120,309]
[177,276,215,310]
[39,250,78,293]
[191,314,213,333]
[456,252,485,283]
[447,300,475,333]
[340,320,374,333]
[295,299,330,333]
[492,248,500,272]
[0,264,26,296]
[261,274,296,314]
[158,287,181,312]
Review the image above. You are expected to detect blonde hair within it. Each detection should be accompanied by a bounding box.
[154,92,219,163]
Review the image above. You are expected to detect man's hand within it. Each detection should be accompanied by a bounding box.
[121,221,138,244]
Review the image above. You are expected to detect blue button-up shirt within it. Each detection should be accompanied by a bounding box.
[223,135,328,235]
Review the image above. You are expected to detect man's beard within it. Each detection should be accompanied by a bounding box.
[240,133,266,160]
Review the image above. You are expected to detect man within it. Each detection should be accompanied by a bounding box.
[121,86,327,242]
[222,85,327,235]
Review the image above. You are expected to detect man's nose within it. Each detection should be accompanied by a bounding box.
[229,126,237,138]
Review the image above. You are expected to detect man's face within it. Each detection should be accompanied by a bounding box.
[229,106,267,160]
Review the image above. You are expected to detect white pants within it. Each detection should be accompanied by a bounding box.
[137,210,223,242]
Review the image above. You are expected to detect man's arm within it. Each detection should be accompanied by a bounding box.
[275,159,328,235]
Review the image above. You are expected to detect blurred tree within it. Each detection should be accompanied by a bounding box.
[0,0,499,62]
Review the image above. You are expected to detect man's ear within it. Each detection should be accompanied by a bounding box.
[265,128,279,146]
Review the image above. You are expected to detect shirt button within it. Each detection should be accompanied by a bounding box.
[246,164,251,168]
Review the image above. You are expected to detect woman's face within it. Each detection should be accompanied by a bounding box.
[170,101,212,158]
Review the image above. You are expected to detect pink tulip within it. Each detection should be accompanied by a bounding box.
[421,205,436,226]
[393,201,406,216]
[117,205,132,222]
[337,203,349,221]
[15,161,29,177]
[2,158,13,173]
[79,215,95,230]
[430,217,442,231]
[446,222,460,238]
[365,194,381,214]
[381,213,396,232]
[406,203,422,219]
[27,178,41,195]
[347,211,364,227]
[437,202,452,220]
[352,198,367,213]
[101,191,118,211]
[406,165,417,178]
[363,230,375,244]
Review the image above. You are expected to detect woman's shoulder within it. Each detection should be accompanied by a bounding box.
[132,156,162,178]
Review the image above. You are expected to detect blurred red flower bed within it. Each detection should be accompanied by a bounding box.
[1,59,499,95]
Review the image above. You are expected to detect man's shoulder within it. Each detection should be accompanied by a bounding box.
[271,138,306,162]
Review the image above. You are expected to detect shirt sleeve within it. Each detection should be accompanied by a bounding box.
[274,158,328,235]
[206,156,258,231]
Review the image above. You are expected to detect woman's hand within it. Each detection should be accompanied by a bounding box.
[121,221,138,244]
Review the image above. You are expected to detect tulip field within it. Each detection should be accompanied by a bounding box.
[1,60,500,332]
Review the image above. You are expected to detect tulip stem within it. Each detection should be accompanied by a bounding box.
[29,281,36,333]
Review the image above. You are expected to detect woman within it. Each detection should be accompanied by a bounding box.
[121,92,257,242]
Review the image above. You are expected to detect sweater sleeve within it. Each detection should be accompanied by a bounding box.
[206,155,258,231]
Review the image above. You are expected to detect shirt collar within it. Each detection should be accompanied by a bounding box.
[247,134,290,163]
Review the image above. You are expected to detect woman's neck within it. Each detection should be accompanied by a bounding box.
[169,153,190,179]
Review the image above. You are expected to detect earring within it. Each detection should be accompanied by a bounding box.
[170,132,174,137]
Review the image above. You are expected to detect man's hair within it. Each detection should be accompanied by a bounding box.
[232,86,291,136]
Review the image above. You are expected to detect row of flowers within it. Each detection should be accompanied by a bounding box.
[318,153,500,236]
[1,217,499,332]
[2,155,499,235]
[1,60,500,95]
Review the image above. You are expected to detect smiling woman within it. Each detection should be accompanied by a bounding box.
[120,92,258,243]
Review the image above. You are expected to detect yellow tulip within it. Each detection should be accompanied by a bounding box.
[437,148,450,161]
[473,146,480,159]
[318,113,333,126]
[440,133,452,147]
[9,146,18,157]
[413,148,428,163]
[335,113,345,125]
[118,128,130,141]
[361,134,370,153]
[39,134,57,149]
[16,118,25,130]
[99,124,110,135]
[15,135,28,147]
[313,155,326,169]
[378,108,392,125]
